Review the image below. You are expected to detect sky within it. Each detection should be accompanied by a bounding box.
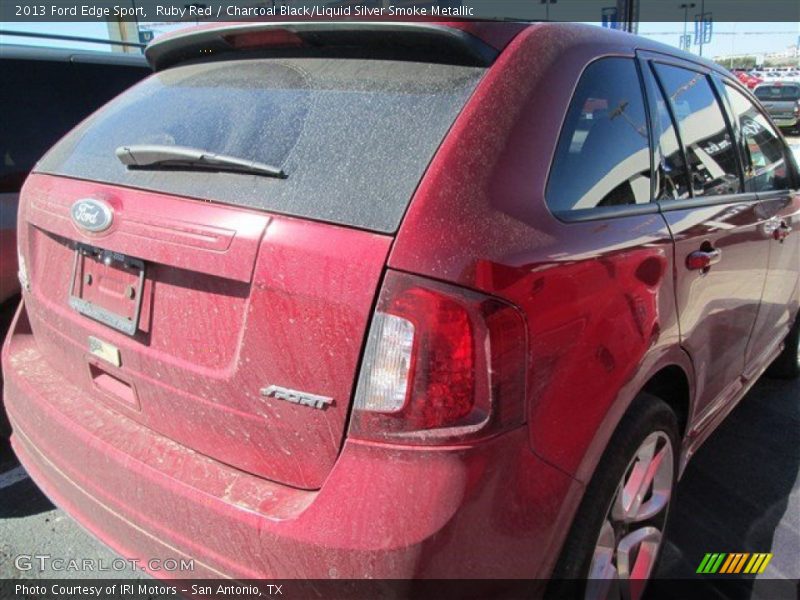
[636,21,799,58]
[0,21,113,52]
[0,20,798,59]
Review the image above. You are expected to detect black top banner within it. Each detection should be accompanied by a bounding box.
[1,0,799,23]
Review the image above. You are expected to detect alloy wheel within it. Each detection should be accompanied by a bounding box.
[585,431,674,600]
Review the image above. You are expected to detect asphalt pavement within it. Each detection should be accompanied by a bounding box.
[656,375,800,582]
[0,135,798,590]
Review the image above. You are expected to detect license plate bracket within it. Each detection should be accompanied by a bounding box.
[68,243,145,336]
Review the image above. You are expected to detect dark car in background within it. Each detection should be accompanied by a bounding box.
[0,44,149,443]
[754,82,800,133]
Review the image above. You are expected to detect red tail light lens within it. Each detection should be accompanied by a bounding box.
[350,271,527,444]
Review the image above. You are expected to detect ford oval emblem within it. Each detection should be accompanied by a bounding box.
[70,198,113,233]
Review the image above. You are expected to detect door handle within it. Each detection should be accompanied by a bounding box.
[773,221,792,242]
[686,248,722,271]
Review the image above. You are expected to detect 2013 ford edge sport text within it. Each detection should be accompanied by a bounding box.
[2,21,799,597]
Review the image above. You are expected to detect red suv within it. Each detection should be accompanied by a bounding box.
[2,22,799,594]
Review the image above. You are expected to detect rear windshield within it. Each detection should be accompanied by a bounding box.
[754,85,800,101]
[37,58,484,233]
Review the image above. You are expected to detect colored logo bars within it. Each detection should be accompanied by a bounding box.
[697,553,773,574]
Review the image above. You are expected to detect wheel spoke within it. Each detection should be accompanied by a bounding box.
[634,443,674,521]
[587,521,620,600]
[616,527,662,600]
[597,518,615,550]
[612,436,656,522]
[612,433,673,523]
[586,563,620,600]
[586,431,675,600]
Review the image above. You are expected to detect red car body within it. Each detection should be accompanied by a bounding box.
[2,21,799,583]
[735,70,763,90]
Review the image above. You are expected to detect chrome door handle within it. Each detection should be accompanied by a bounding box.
[773,221,792,242]
[686,248,722,271]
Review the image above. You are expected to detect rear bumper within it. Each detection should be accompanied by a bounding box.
[2,302,578,580]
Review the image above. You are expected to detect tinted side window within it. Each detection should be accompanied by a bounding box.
[726,85,790,193]
[547,58,651,214]
[642,63,691,201]
[0,60,73,193]
[0,59,147,193]
[654,64,740,197]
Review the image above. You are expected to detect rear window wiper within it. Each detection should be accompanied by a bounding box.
[115,145,286,179]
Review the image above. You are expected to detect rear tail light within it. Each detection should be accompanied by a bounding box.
[350,271,527,445]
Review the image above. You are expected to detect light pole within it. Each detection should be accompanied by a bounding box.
[697,0,706,57]
[541,0,555,21]
[680,2,695,52]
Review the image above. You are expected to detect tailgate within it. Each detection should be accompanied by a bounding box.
[20,52,485,489]
[19,173,392,489]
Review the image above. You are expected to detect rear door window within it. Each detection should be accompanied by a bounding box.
[726,85,791,193]
[641,63,691,201]
[547,57,652,215]
[653,64,741,197]
[37,58,484,234]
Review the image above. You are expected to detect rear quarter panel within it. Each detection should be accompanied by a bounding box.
[390,24,687,482]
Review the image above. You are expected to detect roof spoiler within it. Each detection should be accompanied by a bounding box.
[145,21,528,71]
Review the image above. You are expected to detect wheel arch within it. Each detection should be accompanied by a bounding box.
[641,364,691,439]
[572,345,696,485]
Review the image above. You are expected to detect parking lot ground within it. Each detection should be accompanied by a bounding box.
[0,446,143,580]
[655,375,800,589]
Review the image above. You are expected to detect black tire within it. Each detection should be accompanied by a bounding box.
[766,312,800,380]
[547,394,680,599]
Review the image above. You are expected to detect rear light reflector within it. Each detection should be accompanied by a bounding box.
[17,251,29,292]
[350,271,527,445]
[224,29,304,50]
[357,312,415,413]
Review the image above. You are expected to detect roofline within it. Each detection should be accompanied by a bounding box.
[144,21,529,71]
